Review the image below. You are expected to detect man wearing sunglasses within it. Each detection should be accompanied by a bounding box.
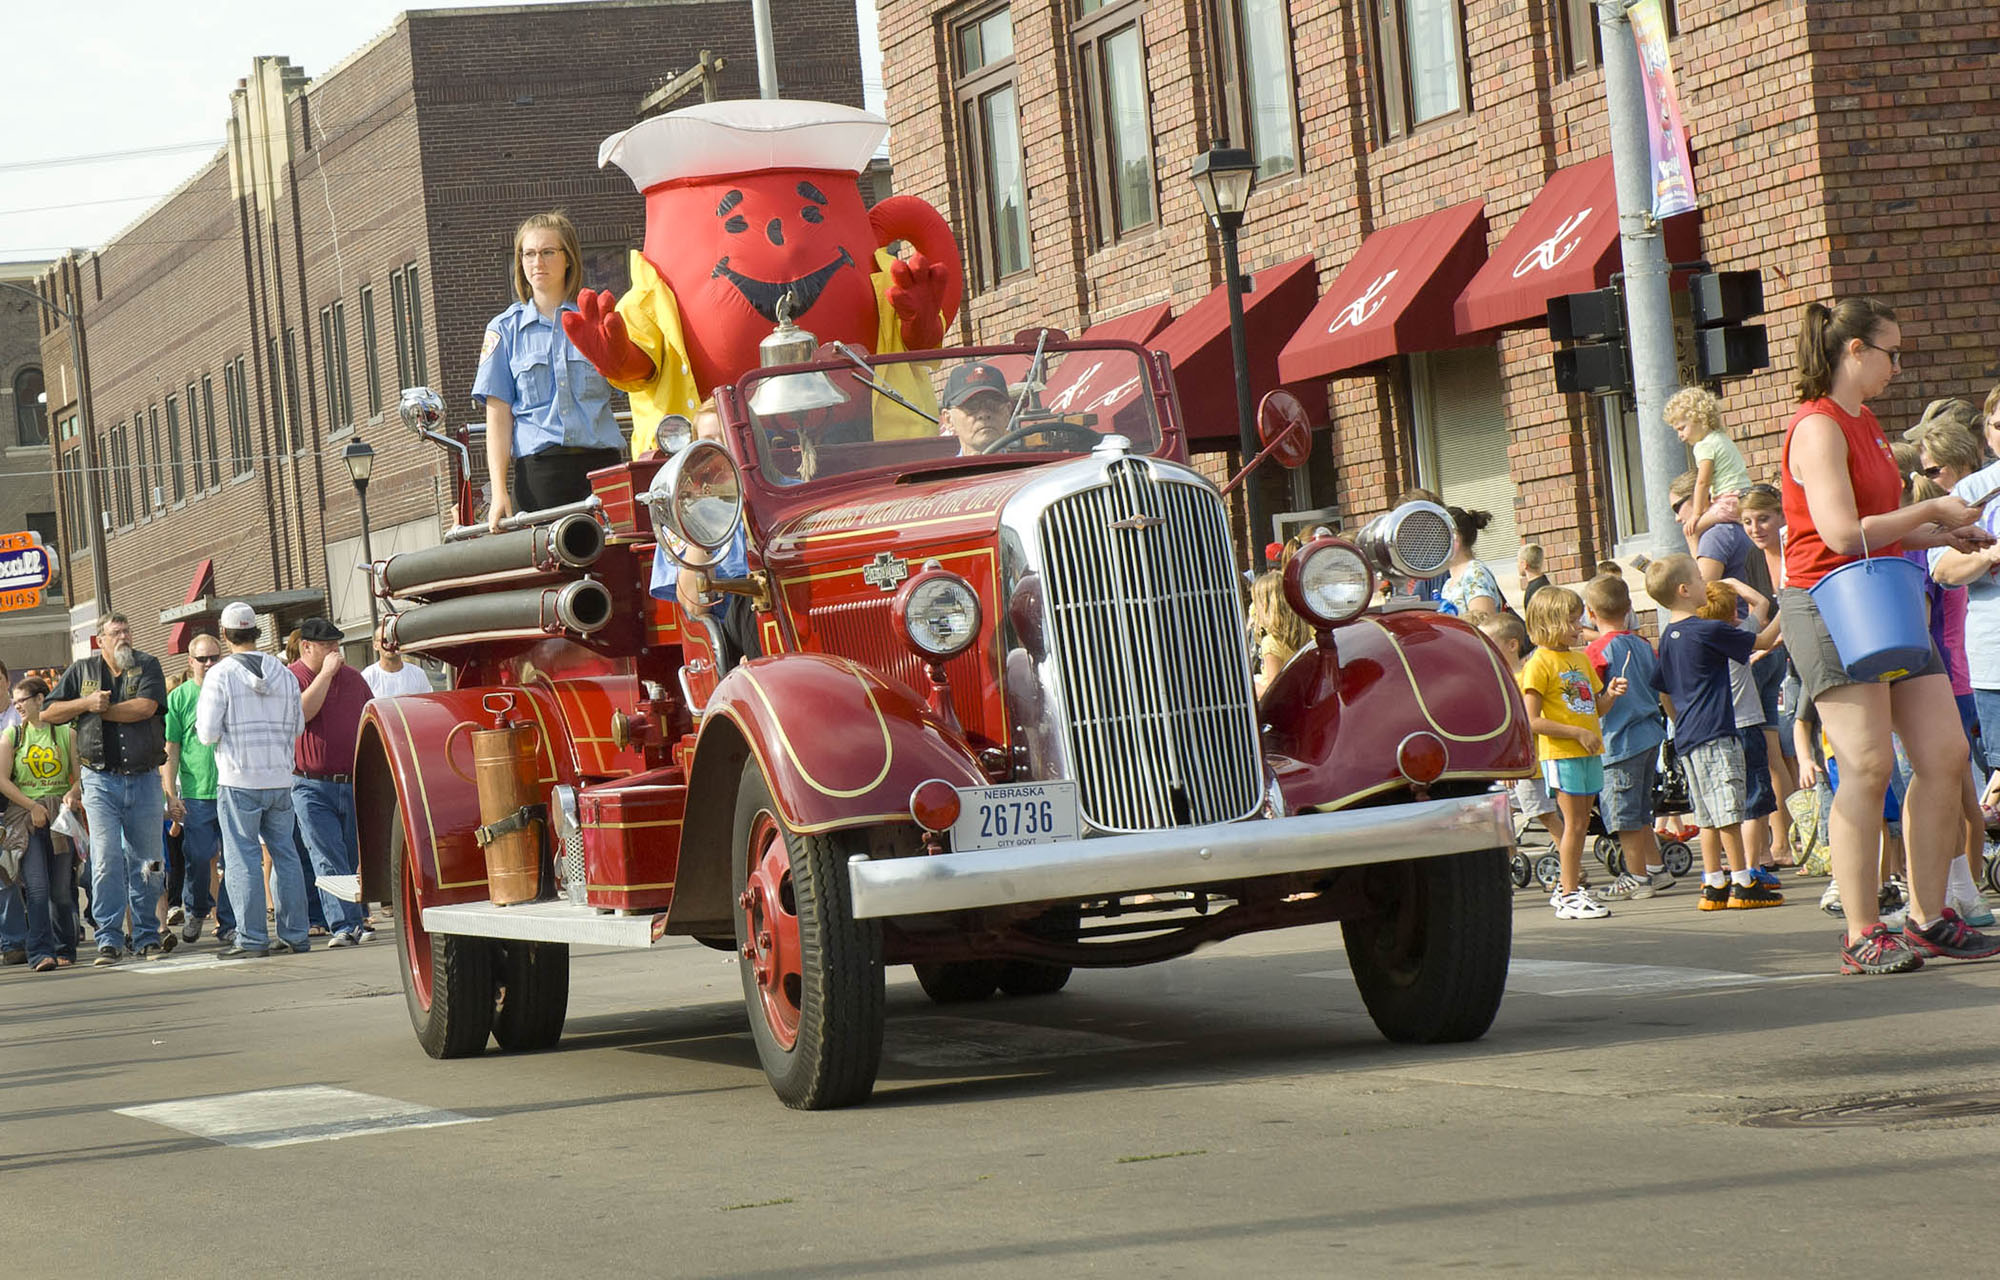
[162,634,233,945]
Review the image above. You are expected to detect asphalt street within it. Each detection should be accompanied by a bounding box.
[5,872,1998,1277]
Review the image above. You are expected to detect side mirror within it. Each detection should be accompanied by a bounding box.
[1257,390,1313,470]
[398,386,444,436]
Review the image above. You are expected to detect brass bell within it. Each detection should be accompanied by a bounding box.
[747,291,849,417]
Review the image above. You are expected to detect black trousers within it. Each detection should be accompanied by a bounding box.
[512,447,623,516]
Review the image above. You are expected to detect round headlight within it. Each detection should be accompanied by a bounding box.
[1286,538,1374,626]
[655,413,694,454]
[893,566,981,659]
[642,438,741,556]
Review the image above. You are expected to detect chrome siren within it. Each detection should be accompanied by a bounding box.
[1357,500,1454,580]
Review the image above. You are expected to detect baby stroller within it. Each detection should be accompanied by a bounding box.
[1514,740,1695,891]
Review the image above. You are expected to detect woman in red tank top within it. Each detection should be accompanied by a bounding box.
[1777,298,1995,973]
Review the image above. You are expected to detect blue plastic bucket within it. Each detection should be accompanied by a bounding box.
[1808,555,1930,682]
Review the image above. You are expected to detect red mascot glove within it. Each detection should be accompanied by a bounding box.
[562,289,656,385]
[886,254,950,351]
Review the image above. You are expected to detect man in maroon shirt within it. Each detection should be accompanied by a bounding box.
[290,617,373,946]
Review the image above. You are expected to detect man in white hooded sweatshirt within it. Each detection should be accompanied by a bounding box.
[196,602,310,957]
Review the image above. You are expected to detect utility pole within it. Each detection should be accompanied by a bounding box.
[0,275,112,613]
[1598,0,1686,557]
[750,0,779,99]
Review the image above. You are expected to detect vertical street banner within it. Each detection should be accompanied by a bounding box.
[1631,0,1697,219]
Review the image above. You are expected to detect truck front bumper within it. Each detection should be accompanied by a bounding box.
[846,790,1512,920]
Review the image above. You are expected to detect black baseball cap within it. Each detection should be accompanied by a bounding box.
[942,362,1009,408]
[297,617,343,644]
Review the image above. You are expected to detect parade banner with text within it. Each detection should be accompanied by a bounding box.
[1632,0,1697,219]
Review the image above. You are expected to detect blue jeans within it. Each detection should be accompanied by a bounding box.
[81,768,165,952]
[293,818,327,931]
[0,881,22,952]
[21,823,79,964]
[291,778,366,936]
[179,795,223,924]
[218,786,310,952]
[1973,687,2000,778]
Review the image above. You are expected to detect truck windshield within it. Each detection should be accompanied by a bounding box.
[740,342,1165,488]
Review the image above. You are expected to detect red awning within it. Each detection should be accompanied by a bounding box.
[1276,200,1491,382]
[1452,156,1700,332]
[1154,254,1326,443]
[166,558,215,655]
[1081,299,1174,347]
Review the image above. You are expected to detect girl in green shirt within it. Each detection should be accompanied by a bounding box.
[1,677,82,970]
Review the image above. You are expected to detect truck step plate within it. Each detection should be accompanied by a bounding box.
[420,900,669,948]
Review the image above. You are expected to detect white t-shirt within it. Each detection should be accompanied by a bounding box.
[362,662,432,699]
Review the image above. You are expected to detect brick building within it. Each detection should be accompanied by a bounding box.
[0,258,67,671]
[877,0,2000,584]
[37,0,863,659]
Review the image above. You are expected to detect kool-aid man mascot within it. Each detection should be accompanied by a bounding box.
[563,99,964,453]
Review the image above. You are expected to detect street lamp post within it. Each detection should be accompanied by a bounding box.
[342,438,379,628]
[1190,145,1266,573]
[0,276,111,614]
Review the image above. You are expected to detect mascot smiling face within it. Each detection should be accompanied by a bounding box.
[643,167,881,392]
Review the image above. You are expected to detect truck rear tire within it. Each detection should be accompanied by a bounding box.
[392,799,496,1058]
[732,760,885,1110]
[913,961,1001,1003]
[1341,847,1511,1045]
[492,941,569,1052]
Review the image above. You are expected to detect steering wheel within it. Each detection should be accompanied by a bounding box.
[978,420,1101,455]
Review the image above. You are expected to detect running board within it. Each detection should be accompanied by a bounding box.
[421,899,671,948]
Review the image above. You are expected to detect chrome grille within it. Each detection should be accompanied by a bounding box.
[1036,458,1262,832]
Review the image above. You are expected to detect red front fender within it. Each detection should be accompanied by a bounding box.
[665,653,986,936]
[1261,611,1534,810]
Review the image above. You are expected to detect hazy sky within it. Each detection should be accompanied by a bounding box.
[0,0,884,266]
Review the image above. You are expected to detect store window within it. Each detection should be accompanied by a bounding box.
[1213,0,1299,181]
[954,8,1031,288]
[1408,347,1519,570]
[1076,0,1157,244]
[1374,0,1468,140]
[14,367,46,447]
[1557,0,1675,76]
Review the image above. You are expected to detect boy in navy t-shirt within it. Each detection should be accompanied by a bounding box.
[1584,573,1672,899]
[1645,555,1784,912]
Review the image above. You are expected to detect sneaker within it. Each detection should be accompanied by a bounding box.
[166,905,184,926]
[0,948,25,966]
[1750,867,1783,890]
[1646,870,1677,894]
[358,925,377,943]
[137,944,164,960]
[1903,909,2000,960]
[1880,876,1909,913]
[1729,880,1785,909]
[182,917,203,944]
[1553,888,1611,919]
[269,939,305,955]
[1700,883,1732,911]
[1819,882,1844,916]
[158,931,178,954]
[1954,898,1998,929]
[326,931,357,949]
[1596,872,1657,901]
[1841,923,1925,975]
[218,945,268,959]
[93,946,120,967]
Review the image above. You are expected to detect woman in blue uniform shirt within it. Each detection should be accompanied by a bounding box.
[473,211,626,531]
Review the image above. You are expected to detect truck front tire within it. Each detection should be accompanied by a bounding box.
[1341,847,1511,1044]
[732,760,885,1109]
[492,941,569,1051]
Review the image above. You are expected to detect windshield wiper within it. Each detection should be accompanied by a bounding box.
[1005,328,1050,436]
[831,342,939,425]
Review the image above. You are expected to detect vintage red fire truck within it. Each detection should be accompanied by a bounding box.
[353,329,1533,1109]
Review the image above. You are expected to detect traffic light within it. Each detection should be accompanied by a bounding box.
[1548,287,1630,395]
[1690,269,1769,381]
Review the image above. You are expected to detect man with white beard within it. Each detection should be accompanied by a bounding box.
[43,614,172,964]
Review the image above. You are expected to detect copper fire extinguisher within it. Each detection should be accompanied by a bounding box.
[446,692,548,905]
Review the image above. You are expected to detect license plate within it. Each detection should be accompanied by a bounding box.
[951,781,1080,853]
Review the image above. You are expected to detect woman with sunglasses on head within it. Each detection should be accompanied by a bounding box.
[1780,300,1995,972]
[473,211,625,533]
[1,677,82,971]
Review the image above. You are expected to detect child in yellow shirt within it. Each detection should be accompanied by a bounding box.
[1518,587,1627,919]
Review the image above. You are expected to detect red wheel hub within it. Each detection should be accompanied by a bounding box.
[739,813,802,1050]
[402,850,434,1011]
